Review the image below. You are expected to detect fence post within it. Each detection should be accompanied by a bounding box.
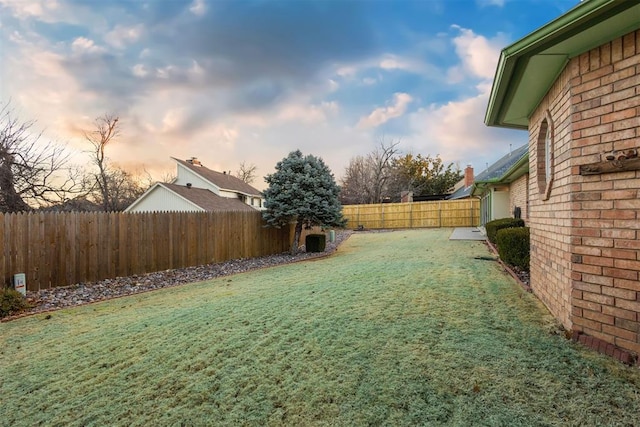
[409,201,413,228]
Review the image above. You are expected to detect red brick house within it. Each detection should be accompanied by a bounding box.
[486,0,640,361]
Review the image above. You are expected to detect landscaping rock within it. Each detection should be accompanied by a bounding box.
[15,231,352,319]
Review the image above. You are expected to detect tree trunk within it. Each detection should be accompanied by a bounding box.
[0,154,32,212]
[291,218,303,255]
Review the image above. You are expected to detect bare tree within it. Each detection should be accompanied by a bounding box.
[340,155,372,205]
[368,138,401,203]
[0,101,83,212]
[340,138,401,204]
[84,114,120,211]
[235,161,258,184]
[82,114,151,211]
[100,168,148,211]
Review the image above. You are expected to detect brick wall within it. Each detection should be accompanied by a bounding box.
[568,30,640,356]
[529,29,639,356]
[509,173,529,222]
[529,60,574,330]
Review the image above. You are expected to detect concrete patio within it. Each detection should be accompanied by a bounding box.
[449,227,486,240]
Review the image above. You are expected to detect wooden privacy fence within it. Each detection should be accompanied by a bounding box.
[1,211,295,292]
[342,199,480,229]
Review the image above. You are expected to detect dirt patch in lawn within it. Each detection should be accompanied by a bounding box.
[1,229,639,426]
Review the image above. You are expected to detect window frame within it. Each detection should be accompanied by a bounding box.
[537,110,554,201]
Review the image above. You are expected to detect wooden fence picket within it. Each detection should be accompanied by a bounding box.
[342,199,480,230]
[0,202,473,293]
[0,211,295,292]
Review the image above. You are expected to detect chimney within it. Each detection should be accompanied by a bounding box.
[400,191,413,203]
[464,164,474,188]
[186,183,192,189]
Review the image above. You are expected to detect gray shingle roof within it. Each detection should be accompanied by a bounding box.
[162,183,256,212]
[448,185,473,200]
[173,158,262,196]
[474,144,528,183]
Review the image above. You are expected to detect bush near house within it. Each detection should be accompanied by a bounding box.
[485,218,525,245]
[496,227,530,271]
[0,288,31,318]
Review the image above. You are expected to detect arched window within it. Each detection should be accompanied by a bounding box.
[537,111,554,200]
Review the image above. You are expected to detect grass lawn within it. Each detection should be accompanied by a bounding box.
[1,229,639,426]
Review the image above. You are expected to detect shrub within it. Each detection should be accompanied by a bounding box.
[0,287,31,318]
[305,233,327,253]
[496,227,530,271]
[485,217,525,244]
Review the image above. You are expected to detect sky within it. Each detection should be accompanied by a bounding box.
[0,0,581,190]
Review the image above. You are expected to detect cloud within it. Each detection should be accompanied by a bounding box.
[0,0,59,20]
[447,26,506,82]
[0,0,529,190]
[357,93,413,129]
[30,0,379,121]
[277,101,339,124]
[189,0,207,16]
[378,55,423,72]
[132,64,148,78]
[477,0,505,7]
[406,83,526,173]
[104,24,144,49]
[71,37,105,55]
[396,25,521,171]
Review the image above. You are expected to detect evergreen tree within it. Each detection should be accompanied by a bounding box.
[263,150,345,254]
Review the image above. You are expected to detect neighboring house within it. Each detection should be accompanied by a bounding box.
[486,0,640,359]
[472,144,529,225]
[448,165,475,200]
[449,147,529,226]
[125,157,264,213]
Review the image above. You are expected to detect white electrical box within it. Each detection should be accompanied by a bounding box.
[13,273,26,296]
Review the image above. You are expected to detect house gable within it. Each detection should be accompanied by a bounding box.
[172,158,262,197]
[125,183,205,213]
[174,163,221,195]
[125,182,257,213]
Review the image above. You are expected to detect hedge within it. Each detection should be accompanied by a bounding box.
[485,217,525,244]
[496,227,530,271]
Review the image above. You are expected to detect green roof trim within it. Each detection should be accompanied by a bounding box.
[486,0,640,129]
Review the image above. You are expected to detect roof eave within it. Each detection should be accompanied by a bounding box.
[485,0,640,129]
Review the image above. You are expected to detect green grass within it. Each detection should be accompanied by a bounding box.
[1,229,639,426]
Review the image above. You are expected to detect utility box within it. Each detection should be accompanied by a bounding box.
[305,234,326,253]
[13,273,26,296]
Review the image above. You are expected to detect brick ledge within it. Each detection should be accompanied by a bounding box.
[571,332,638,366]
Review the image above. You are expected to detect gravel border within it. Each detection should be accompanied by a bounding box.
[4,230,353,321]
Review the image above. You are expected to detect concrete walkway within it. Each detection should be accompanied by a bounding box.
[449,227,486,240]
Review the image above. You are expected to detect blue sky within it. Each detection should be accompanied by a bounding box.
[0,0,580,189]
